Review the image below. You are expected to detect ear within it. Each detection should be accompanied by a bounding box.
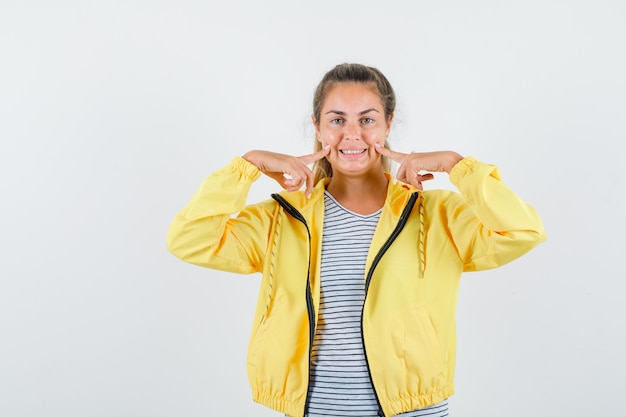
[312,115,322,142]
[386,112,394,135]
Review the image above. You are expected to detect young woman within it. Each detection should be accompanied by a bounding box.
[166,63,546,417]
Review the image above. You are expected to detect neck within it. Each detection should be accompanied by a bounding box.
[326,170,389,215]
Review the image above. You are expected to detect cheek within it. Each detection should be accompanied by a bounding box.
[319,130,341,145]
[364,130,386,144]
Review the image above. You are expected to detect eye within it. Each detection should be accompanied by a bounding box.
[361,117,374,124]
[330,118,344,125]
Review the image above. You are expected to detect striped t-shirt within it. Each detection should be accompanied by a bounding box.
[303,192,449,417]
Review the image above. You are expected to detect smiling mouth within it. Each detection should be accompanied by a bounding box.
[340,148,367,155]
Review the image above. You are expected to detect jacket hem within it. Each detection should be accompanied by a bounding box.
[252,390,303,417]
[381,385,455,417]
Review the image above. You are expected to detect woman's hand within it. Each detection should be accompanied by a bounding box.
[242,146,330,197]
[375,144,463,190]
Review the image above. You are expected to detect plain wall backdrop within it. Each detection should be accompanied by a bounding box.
[1,1,624,416]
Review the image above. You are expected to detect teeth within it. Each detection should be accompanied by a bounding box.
[341,149,366,155]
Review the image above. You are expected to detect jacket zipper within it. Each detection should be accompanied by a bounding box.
[362,192,419,417]
[271,194,315,417]
[272,191,419,417]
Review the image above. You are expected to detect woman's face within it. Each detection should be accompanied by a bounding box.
[315,82,392,178]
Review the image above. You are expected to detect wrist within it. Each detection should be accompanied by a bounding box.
[242,151,261,169]
[445,152,464,173]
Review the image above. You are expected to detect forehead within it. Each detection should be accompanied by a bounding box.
[322,82,383,111]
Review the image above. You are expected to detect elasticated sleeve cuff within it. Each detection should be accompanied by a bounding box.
[449,156,482,186]
[230,156,262,182]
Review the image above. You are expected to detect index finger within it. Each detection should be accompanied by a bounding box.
[374,143,406,163]
[299,145,330,165]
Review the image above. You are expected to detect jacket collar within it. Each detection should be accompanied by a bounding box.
[274,173,418,218]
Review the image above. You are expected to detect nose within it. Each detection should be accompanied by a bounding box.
[344,120,361,139]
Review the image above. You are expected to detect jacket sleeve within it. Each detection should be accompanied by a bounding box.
[166,156,275,274]
[447,156,547,272]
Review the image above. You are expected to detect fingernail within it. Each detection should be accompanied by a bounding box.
[324,145,330,150]
[375,143,381,148]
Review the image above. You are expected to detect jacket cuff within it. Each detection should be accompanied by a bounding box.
[449,156,479,186]
[449,156,502,188]
[231,156,262,182]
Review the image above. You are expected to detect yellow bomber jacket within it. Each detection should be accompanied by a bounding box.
[166,156,547,417]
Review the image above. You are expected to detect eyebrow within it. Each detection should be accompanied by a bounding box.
[324,108,380,116]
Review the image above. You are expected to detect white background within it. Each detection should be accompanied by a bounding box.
[1,1,624,416]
